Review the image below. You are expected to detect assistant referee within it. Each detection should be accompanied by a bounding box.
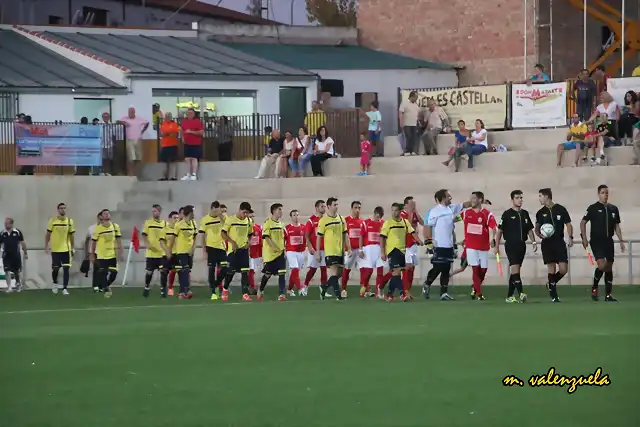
[495,190,537,303]
[580,185,624,302]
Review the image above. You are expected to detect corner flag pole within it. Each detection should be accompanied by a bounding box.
[121,226,140,287]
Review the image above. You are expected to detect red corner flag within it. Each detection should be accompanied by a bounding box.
[131,226,140,253]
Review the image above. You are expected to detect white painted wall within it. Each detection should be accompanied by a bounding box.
[310,68,458,134]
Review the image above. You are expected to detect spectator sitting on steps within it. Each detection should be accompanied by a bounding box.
[442,119,469,172]
[556,113,587,168]
[255,129,285,179]
[464,119,488,169]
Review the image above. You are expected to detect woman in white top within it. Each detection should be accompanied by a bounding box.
[284,130,303,177]
[310,126,334,177]
[290,127,312,177]
[464,119,488,169]
[588,91,620,139]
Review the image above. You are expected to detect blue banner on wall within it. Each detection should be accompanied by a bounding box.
[15,123,102,166]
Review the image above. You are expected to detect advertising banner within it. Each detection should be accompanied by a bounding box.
[511,82,567,128]
[400,85,508,130]
[15,123,102,166]
[606,77,640,106]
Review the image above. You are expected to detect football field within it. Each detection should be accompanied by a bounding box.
[1,285,639,427]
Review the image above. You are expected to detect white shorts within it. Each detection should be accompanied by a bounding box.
[307,250,325,268]
[343,248,363,269]
[405,244,419,265]
[286,251,306,269]
[363,244,386,269]
[466,248,489,268]
[249,257,263,272]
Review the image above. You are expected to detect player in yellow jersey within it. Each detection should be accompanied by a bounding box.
[163,211,179,296]
[316,197,351,300]
[257,203,287,302]
[141,204,169,298]
[45,203,75,295]
[90,209,123,298]
[199,201,227,300]
[221,201,253,301]
[380,202,422,302]
[167,205,197,299]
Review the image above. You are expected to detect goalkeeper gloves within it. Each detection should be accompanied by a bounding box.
[425,239,434,256]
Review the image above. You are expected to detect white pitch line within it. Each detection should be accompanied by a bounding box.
[0,302,246,315]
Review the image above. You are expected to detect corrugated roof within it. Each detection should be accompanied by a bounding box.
[223,43,454,71]
[42,32,316,78]
[0,30,125,90]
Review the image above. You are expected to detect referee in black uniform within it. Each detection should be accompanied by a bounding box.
[0,217,28,292]
[580,185,624,302]
[494,190,537,303]
[535,188,573,302]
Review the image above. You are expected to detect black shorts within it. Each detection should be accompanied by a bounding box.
[175,253,193,271]
[590,238,615,262]
[325,255,344,268]
[432,247,454,265]
[51,251,71,268]
[541,239,568,264]
[228,248,250,273]
[263,253,286,275]
[505,241,527,266]
[183,144,202,160]
[2,253,22,272]
[146,257,165,271]
[388,248,406,270]
[96,258,118,271]
[206,247,228,267]
[159,146,178,163]
[164,255,177,271]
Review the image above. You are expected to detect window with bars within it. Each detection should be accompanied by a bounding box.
[0,93,19,119]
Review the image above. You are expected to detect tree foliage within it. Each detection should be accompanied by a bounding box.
[306,0,357,27]
[246,0,264,18]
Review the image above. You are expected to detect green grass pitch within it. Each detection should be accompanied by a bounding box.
[1,285,639,427]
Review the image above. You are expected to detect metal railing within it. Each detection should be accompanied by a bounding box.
[5,240,638,290]
[0,120,127,175]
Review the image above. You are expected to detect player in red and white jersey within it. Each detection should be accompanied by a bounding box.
[285,210,307,296]
[462,191,497,300]
[303,199,330,296]
[340,201,366,298]
[399,196,423,298]
[361,206,392,298]
[248,211,262,293]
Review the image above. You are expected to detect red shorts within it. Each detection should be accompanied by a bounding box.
[360,154,371,166]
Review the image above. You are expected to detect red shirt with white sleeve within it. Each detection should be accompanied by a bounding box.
[285,223,306,252]
[462,208,497,251]
[249,223,262,258]
[345,216,365,249]
[400,210,419,247]
[363,218,383,246]
[305,215,324,251]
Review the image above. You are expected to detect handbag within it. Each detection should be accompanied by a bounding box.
[292,138,302,160]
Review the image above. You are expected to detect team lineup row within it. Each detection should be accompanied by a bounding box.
[0,186,624,302]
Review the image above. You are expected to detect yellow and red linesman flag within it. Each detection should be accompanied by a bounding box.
[131,226,140,254]
[496,253,503,277]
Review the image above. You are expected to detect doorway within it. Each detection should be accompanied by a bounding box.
[279,87,307,133]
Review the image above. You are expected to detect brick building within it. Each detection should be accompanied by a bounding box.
[358,0,640,85]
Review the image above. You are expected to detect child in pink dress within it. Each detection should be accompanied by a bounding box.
[358,131,372,176]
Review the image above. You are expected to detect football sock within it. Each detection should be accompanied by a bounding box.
[389,275,402,296]
[178,269,189,294]
[381,272,392,288]
[240,271,250,295]
[62,266,70,289]
[604,271,613,295]
[278,274,286,295]
[361,268,373,291]
[208,265,216,288]
[472,266,482,296]
[160,270,168,292]
[223,272,233,290]
[144,271,153,289]
[320,267,328,286]
[215,267,227,289]
[425,267,439,286]
[401,270,410,291]
[593,268,604,291]
[507,274,516,297]
[52,267,59,285]
[406,268,414,290]
[248,269,256,290]
[259,274,269,292]
[92,266,101,290]
[168,270,176,289]
[107,270,117,288]
[514,273,523,294]
[547,273,558,298]
[439,265,450,295]
[341,269,351,291]
[328,275,340,297]
[289,268,300,290]
[304,267,317,287]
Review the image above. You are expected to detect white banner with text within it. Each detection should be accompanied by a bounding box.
[511,82,567,128]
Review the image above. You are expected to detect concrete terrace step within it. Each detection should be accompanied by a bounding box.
[215,165,640,200]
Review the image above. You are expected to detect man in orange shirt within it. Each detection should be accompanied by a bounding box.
[159,112,179,180]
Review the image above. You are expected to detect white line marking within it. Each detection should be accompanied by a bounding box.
[0,302,245,315]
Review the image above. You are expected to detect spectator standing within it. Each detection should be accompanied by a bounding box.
[284,131,302,178]
[310,126,335,177]
[528,64,551,84]
[556,114,587,167]
[592,65,610,92]
[180,108,204,181]
[101,112,116,176]
[118,106,149,177]
[304,101,327,141]
[366,101,382,156]
[618,91,640,145]
[421,99,449,155]
[465,119,488,169]
[572,69,597,121]
[295,127,313,176]
[159,112,179,181]
[443,119,469,172]
[17,115,34,176]
[216,116,235,162]
[399,91,420,156]
[255,129,285,179]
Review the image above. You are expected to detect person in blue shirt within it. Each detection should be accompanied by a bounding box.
[366,101,382,156]
[529,64,551,83]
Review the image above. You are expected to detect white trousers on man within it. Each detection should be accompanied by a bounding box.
[256,154,285,178]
